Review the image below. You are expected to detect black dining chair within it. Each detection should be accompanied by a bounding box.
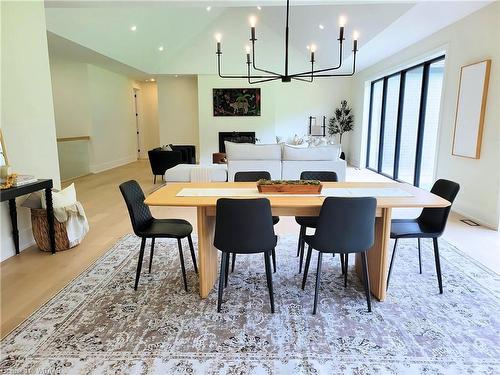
[296,171,339,274]
[214,198,277,313]
[386,179,460,293]
[232,171,279,273]
[302,197,377,314]
[119,180,198,291]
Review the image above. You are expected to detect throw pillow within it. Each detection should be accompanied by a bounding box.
[41,183,77,209]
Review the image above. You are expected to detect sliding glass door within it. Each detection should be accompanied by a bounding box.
[366,56,445,187]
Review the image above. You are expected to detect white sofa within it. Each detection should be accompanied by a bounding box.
[226,142,346,181]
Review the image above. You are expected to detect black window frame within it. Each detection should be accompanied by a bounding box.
[365,55,445,187]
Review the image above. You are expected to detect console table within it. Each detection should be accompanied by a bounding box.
[0,179,56,255]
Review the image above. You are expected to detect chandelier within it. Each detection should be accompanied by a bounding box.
[215,0,359,84]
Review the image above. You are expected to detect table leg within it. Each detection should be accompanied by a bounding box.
[8,199,20,255]
[45,188,56,254]
[197,207,218,298]
[355,207,392,301]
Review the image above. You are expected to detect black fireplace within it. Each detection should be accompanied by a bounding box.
[218,132,256,153]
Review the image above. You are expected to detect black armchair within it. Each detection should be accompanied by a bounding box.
[148,145,196,184]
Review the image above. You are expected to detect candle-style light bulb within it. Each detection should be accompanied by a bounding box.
[215,33,222,54]
[339,15,346,27]
[245,45,251,63]
[310,44,317,63]
[249,15,257,28]
[353,31,359,52]
[338,15,346,41]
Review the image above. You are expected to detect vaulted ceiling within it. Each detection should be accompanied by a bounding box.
[45,0,491,78]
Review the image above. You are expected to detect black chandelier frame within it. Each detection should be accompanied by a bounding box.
[215,0,358,84]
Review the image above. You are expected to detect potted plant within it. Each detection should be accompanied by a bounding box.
[328,100,354,160]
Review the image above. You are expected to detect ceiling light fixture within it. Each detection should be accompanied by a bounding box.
[158,46,164,51]
[206,6,211,12]
[257,6,262,10]
[318,24,324,30]
[130,25,137,31]
[215,0,358,83]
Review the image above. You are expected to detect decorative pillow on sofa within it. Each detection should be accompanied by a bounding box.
[225,141,282,160]
[282,144,341,161]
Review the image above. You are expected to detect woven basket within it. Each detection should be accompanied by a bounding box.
[31,208,71,252]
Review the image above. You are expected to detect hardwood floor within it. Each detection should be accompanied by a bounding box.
[1,160,499,338]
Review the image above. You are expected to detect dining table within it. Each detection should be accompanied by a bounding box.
[144,181,450,302]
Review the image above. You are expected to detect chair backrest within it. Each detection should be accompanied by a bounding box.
[214,198,276,253]
[234,171,271,182]
[418,179,460,235]
[300,171,338,182]
[119,180,153,235]
[148,149,183,175]
[313,197,377,253]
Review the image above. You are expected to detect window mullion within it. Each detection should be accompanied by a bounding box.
[414,63,431,187]
[393,72,406,180]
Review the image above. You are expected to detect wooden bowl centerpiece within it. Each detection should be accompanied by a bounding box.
[257,179,323,194]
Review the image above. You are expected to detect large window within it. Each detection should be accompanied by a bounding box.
[366,56,445,188]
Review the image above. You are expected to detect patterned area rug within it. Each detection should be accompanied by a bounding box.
[1,234,499,374]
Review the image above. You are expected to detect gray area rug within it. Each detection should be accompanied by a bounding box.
[1,234,499,374]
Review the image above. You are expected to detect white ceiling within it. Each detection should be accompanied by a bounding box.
[44,1,491,78]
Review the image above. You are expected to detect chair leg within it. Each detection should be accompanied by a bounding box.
[231,253,236,273]
[134,237,147,291]
[296,225,305,257]
[340,253,345,275]
[418,238,422,274]
[153,175,157,184]
[386,238,398,291]
[433,237,443,294]
[344,254,349,287]
[187,235,198,274]
[299,232,306,274]
[361,251,372,312]
[272,248,277,273]
[313,252,323,315]
[217,253,227,312]
[301,245,313,290]
[177,238,188,292]
[224,251,230,287]
[264,252,275,313]
[148,237,155,273]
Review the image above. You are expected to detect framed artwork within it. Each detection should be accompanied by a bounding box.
[213,88,261,116]
[452,59,491,159]
[0,130,8,167]
[309,116,326,136]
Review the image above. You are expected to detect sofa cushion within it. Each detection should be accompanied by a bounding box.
[165,164,227,182]
[225,141,281,160]
[282,144,341,161]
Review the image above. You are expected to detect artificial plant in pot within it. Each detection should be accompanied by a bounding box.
[328,100,354,160]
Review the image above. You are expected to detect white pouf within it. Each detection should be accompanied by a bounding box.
[164,164,228,182]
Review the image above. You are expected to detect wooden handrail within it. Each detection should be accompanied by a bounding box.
[57,136,90,143]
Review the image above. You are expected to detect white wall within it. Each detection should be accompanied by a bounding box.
[157,76,199,159]
[49,57,92,138]
[1,0,61,261]
[49,56,140,174]
[349,2,500,229]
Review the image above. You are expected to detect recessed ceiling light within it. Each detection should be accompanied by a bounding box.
[257,6,262,10]
[318,24,324,30]
[150,78,155,82]
[206,6,211,12]
[158,46,164,51]
[175,75,179,78]
[306,45,310,50]
[130,25,137,32]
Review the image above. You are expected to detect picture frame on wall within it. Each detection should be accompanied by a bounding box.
[452,59,491,159]
[213,88,261,117]
[309,116,326,136]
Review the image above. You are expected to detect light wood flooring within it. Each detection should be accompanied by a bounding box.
[1,160,499,338]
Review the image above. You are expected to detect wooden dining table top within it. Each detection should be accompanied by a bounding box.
[144,181,450,210]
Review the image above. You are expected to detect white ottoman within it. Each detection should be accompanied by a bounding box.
[164,164,228,182]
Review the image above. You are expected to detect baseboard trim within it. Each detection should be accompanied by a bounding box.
[90,155,137,174]
[451,207,498,231]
